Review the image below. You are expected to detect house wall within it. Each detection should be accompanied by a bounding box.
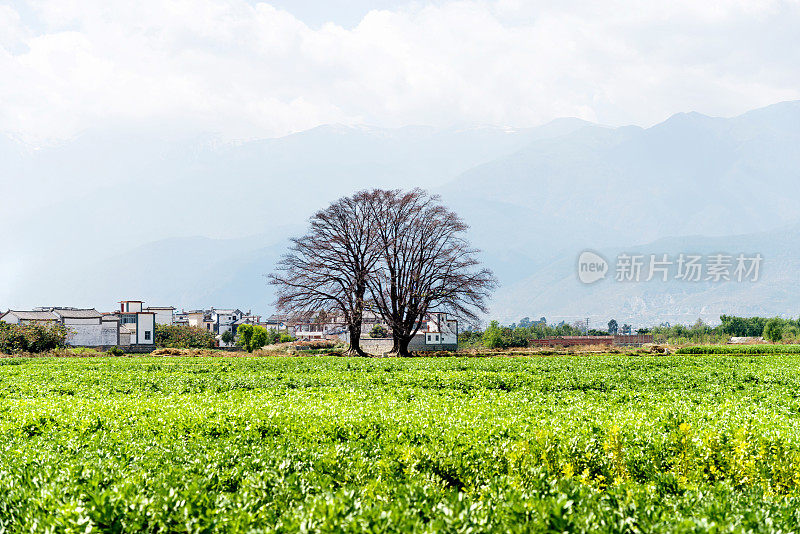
[136,314,155,345]
[64,319,104,347]
[0,314,19,325]
[149,309,174,325]
[100,321,119,346]
[119,331,131,346]
[188,313,204,328]
[122,302,144,313]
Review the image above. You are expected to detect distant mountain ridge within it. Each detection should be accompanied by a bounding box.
[2,101,800,323]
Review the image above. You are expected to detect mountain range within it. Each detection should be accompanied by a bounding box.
[2,101,800,326]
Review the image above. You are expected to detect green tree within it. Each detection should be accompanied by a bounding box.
[369,324,388,338]
[251,326,269,350]
[482,321,505,349]
[764,318,784,343]
[221,330,234,345]
[237,324,255,352]
[607,319,618,335]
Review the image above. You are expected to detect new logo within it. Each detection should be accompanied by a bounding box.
[577,251,608,284]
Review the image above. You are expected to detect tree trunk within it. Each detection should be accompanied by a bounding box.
[397,336,412,357]
[346,325,368,357]
[387,336,412,357]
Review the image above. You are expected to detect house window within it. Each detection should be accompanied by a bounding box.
[144,331,151,340]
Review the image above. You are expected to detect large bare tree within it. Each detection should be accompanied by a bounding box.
[269,190,380,356]
[367,189,496,356]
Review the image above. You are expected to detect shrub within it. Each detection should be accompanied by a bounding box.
[237,325,293,351]
[279,333,294,343]
[369,324,388,338]
[106,346,125,356]
[155,324,216,349]
[0,322,71,354]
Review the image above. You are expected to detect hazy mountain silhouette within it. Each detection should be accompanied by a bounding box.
[2,101,799,324]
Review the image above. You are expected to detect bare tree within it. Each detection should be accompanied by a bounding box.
[367,189,496,356]
[269,191,380,356]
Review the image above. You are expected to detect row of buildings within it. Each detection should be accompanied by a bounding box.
[1,299,459,351]
[1,300,160,348]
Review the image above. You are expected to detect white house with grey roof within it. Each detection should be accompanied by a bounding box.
[1,307,116,347]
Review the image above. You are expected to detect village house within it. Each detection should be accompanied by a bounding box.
[210,308,244,337]
[1,307,117,347]
[419,311,459,349]
[115,301,156,346]
[263,314,290,332]
[173,310,190,326]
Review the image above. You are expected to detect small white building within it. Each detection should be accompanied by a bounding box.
[115,300,156,346]
[421,311,458,348]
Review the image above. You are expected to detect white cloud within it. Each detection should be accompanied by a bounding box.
[1,0,799,143]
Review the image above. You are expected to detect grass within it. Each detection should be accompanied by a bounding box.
[2,353,800,532]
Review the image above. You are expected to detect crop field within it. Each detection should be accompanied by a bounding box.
[676,344,800,355]
[3,354,800,532]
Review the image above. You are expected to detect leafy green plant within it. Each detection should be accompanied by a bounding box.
[0,322,70,353]
[155,324,216,349]
[3,354,800,531]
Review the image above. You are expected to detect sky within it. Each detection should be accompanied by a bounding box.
[1,0,800,144]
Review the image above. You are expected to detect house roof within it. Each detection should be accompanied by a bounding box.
[145,306,175,311]
[101,315,120,322]
[52,308,103,319]
[212,309,239,315]
[2,310,59,321]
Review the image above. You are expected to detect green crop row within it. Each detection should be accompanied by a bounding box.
[3,354,800,532]
[676,344,800,354]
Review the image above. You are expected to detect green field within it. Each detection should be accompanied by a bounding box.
[3,354,800,532]
[676,344,800,355]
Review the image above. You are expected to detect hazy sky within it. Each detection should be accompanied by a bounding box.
[2,0,800,144]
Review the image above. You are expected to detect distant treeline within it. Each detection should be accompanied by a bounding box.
[461,315,800,349]
[652,315,800,344]
[461,320,587,349]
